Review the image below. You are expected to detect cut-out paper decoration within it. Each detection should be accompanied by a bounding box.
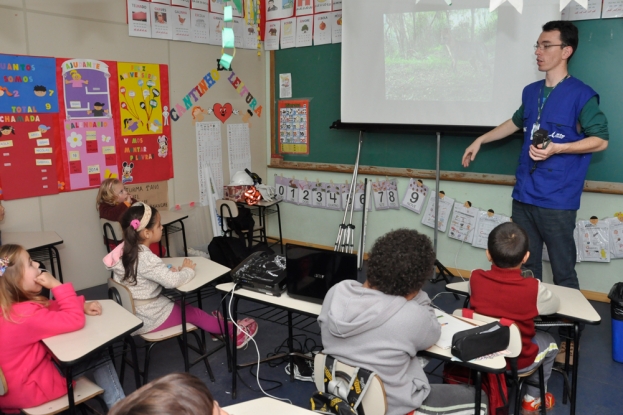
[448,201,479,243]
[560,0,588,11]
[213,103,234,123]
[561,0,601,20]
[577,217,610,262]
[471,209,511,249]
[60,59,112,120]
[401,178,428,214]
[0,54,59,114]
[422,191,454,232]
[489,0,523,13]
[0,113,59,199]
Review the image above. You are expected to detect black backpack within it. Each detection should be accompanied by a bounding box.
[207,236,251,269]
[310,355,376,415]
[226,205,255,248]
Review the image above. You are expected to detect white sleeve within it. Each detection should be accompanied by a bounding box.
[536,280,560,315]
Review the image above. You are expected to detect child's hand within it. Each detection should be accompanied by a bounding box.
[84,301,102,316]
[34,271,61,290]
[169,266,179,272]
[125,194,133,203]
[181,258,196,271]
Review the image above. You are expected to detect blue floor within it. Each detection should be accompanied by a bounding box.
[78,273,623,414]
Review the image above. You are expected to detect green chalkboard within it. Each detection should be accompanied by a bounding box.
[274,19,623,182]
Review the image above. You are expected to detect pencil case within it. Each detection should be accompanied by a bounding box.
[451,321,510,361]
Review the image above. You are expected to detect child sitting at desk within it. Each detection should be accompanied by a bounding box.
[103,202,257,348]
[97,178,163,256]
[319,229,485,415]
[469,222,560,413]
[0,244,125,412]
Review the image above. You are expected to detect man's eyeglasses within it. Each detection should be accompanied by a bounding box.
[534,43,566,51]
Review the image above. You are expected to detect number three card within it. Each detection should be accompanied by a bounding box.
[401,178,428,214]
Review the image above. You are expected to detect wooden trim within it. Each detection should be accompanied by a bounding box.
[268,161,623,194]
[582,290,610,303]
[269,50,276,156]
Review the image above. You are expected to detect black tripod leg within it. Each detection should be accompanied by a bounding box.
[430,260,459,300]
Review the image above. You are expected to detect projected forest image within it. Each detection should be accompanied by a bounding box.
[384,8,498,102]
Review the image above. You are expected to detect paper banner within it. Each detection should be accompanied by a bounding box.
[60,59,112,120]
[0,54,59,114]
[560,0,588,11]
[170,68,220,121]
[117,62,166,136]
[489,0,523,13]
[0,113,59,199]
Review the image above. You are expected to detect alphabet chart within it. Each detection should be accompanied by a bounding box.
[196,121,223,204]
[227,123,251,179]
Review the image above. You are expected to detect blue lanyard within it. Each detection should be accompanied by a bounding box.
[536,75,570,124]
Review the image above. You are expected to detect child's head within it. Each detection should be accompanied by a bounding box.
[0,244,47,318]
[96,178,127,210]
[487,222,529,269]
[119,203,162,283]
[108,373,227,415]
[366,229,435,297]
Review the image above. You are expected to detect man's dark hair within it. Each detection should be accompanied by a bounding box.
[542,20,579,62]
[487,222,529,269]
[366,229,435,297]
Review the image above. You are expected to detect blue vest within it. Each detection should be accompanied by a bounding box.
[512,77,597,210]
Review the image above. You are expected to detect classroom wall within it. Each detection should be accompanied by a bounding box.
[265,168,623,296]
[0,0,267,290]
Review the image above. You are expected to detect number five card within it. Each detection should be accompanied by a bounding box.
[401,178,428,214]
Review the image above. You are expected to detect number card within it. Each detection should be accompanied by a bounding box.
[340,183,350,211]
[421,191,454,232]
[387,179,399,210]
[471,210,511,249]
[312,181,326,208]
[274,175,288,201]
[297,179,312,207]
[577,218,610,263]
[354,182,371,212]
[448,201,479,243]
[372,180,388,211]
[607,215,623,259]
[325,183,341,211]
[286,178,299,204]
[401,178,428,214]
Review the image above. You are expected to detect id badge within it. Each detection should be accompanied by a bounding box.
[530,122,540,140]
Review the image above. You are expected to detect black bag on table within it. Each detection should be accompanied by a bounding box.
[207,236,251,270]
[451,321,510,362]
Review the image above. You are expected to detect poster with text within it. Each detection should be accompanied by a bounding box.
[59,118,119,191]
[0,113,59,200]
[0,54,59,115]
[117,63,172,184]
[59,58,113,120]
[278,99,309,155]
[128,0,152,38]
[151,4,174,40]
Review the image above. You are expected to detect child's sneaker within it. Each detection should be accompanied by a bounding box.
[521,392,555,414]
[236,318,258,349]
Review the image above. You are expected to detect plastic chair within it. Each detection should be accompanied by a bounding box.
[101,218,123,253]
[453,308,547,415]
[107,278,215,385]
[0,365,106,415]
[216,199,266,247]
[313,352,387,415]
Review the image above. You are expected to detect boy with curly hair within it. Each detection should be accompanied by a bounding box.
[319,229,486,415]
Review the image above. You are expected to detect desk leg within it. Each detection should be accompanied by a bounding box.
[180,219,188,256]
[571,323,580,415]
[288,310,294,381]
[51,246,63,283]
[221,294,232,373]
[276,203,283,254]
[474,370,482,415]
[181,293,189,372]
[163,226,169,258]
[66,366,75,415]
[128,336,142,389]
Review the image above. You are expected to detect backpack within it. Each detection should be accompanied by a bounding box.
[226,205,255,248]
[443,362,508,415]
[310,355,376,415]
[207,236,251,269]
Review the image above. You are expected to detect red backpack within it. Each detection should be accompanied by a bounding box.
[443,363,509,415]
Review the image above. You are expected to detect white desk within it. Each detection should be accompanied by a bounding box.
[42,300,142,415]
[223,397,315,414]
[165,257,230,372]
[445,280,601,415]
[159,210,189,257]
[216,282,321,399]
[3,231,64,282]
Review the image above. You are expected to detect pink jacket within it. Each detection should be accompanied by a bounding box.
[0,284,85,413]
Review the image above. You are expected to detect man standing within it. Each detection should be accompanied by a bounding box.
[462,21,608,289]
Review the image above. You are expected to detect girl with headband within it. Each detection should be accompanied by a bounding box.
[0,244,125,412]
[103,203,257,347]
